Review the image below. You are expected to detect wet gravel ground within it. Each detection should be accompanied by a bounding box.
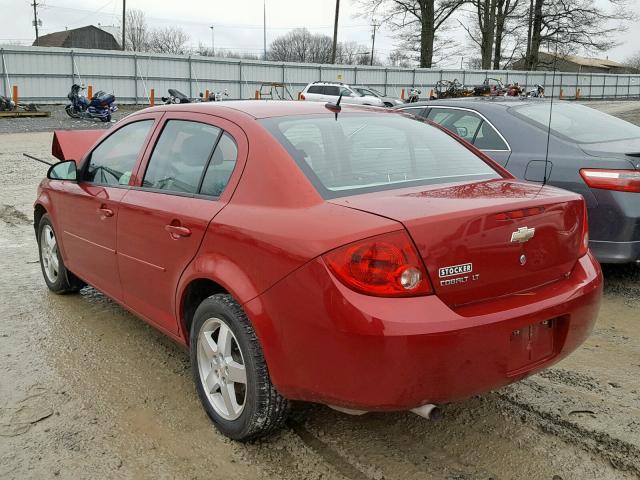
[0,102,639,480]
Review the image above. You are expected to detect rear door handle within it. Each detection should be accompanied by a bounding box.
[165,224,191,238]
[97,207,114,218]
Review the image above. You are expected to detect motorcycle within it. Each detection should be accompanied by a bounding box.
[526,84,545,98]
[406,88,421,103]
[0,95,38,112]
[65,84,117,122]
[197,89,229,102]
[162,89,191,104]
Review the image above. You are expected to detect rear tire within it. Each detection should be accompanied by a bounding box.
[37,214,85,294]
[190,294,289,441]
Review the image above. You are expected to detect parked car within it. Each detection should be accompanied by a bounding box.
[300,81,385,107]
[396,98,640,264]
[36,100,602,441]
[351,85,404,106]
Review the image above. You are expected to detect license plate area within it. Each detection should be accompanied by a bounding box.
[507,319,556,375]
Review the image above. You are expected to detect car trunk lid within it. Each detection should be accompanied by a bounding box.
[579,138,640,164]
[330,179,585,308]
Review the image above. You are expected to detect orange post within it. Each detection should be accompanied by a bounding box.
[401,88,405,100]
[205,89,209,101]
[576,88,581,99]
[255,90,260,99]
[150,88,155,106]
[559,88,564,99]
[429,89,433,98]
[297,91,301,100]
[87,85,93,99]
[12,85,18,104]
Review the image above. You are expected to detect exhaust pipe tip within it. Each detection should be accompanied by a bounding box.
[410,404,442,421]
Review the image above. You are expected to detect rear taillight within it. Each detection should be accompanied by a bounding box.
[580,169,640,193]
[322,231,433,297]
[300,93,306,100]
[579,200,589,257]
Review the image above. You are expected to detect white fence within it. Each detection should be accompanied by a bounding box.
[2,45,640,104]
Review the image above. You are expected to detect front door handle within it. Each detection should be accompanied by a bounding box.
[165,224,191,238]
[97,207,114,218]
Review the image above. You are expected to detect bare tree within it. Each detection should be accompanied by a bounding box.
[624,52,640,70]
[522,0,630,70]
[196,44,260,60]
[388,48,415,67]
[148,27,190,55]
[119,8,149,51]
[492,0,519,68]
[268,28,345,64]
[356,0,466,68]
[460,0,520,69]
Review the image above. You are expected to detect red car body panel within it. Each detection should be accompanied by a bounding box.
[36,101,602,411]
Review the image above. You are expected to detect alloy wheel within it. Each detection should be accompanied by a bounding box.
[40,224,59,283]
[197,317,247,420]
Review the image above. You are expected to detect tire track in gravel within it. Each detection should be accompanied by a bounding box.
[0,204,31,227]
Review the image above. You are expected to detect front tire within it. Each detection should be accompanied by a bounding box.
[190,294,289,441]
[37,214,84,294]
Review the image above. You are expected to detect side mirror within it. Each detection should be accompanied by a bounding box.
[455,126,469,138]
[47,160,77,181]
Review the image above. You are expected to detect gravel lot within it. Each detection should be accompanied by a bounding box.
[0,101,638,480]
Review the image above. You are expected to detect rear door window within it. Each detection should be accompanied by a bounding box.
[427,108,482,143]
[142,120,221,194]
[200,133,238,197]
[473,121,508,150]
[323,86,340,96]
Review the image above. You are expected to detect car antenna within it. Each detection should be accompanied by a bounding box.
[325,92,343,120]
[542,33,560,187]
[23,153,54,166]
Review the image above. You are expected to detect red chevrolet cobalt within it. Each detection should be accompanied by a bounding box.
[35,101,602,440]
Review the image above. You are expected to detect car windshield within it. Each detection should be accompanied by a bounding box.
[261,113,501,198]
[511,102,640,144]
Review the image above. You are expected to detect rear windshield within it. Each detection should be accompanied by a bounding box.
[511,102,640,144]
[261,113,500,198]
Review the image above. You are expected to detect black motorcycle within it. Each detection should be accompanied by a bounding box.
[162,89,191,104]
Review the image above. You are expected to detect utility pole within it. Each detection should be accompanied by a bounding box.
[122,0,126,50]
[210,26,215,54]
[263,0,267,60]
[370,23,379,66]
[331,0,340,64]
[31,1,40,46]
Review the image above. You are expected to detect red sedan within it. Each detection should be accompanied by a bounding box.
[35,101,602,440]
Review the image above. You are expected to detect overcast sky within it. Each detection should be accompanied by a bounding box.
[2,0,639,68]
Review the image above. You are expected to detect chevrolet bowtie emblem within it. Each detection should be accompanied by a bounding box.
[511,226,536,243]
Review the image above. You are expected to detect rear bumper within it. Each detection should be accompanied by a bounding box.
[589,239,640,264]
[245,252,602,411]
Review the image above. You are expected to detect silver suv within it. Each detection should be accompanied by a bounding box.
[300,82,385,107]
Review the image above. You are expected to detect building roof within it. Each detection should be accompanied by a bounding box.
[34,25,119,49]
[539,52,625,69]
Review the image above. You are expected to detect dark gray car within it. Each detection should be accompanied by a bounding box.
[396,98,640,264]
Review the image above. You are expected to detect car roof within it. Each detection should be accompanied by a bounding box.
[396,97,551,113]
[143,100,386,119]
